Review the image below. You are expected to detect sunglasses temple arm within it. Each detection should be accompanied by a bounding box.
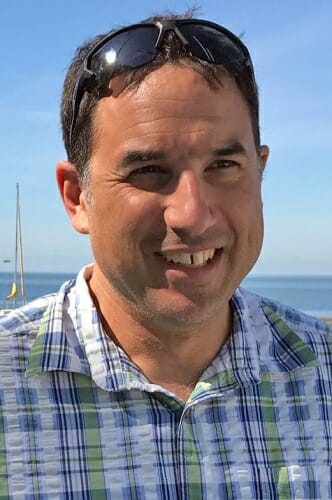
[69,76,89,151]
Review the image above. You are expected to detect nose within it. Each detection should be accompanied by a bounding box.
[163,171,216,237]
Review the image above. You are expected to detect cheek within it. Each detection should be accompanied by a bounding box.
[222,182,263,226]
[222,192,264,258]
[89,191,164,244]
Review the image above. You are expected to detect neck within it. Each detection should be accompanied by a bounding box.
[88,267,232,398]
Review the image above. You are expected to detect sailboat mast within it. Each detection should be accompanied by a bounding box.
[16,183,26,304]
[12,185,19,307]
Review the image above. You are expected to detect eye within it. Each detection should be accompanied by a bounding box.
[208,159,239,170]
[205,159,242,183]
[130,165,165,175]
[127,165,171,191]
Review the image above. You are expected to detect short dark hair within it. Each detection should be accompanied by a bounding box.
[60,9,260,183]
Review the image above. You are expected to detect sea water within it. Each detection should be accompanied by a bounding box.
[0,272,331,318]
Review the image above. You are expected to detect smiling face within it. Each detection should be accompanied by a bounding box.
[59,64,268,332]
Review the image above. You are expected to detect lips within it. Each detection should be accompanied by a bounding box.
[160,248,217,267]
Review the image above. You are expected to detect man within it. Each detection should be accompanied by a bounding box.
[0,11,331,499]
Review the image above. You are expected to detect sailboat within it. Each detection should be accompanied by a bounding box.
[0,183,26,315]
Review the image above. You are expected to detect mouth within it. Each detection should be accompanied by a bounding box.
[158,247,221,268]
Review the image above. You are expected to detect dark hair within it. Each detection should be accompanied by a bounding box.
[60,9,260,183]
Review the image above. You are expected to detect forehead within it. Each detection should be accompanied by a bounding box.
[93,64,254,155]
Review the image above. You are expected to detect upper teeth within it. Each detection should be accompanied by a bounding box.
[162,249,216,267]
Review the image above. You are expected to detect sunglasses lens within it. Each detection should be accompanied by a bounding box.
[90,26,159,77]
[179,24,247,72]
[70,21,252,149]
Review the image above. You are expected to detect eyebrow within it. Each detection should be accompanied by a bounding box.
[120,150,166,168]
[119,141,247,169]
[213,141,247,157]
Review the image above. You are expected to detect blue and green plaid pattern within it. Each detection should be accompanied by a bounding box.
[0,266,331,499]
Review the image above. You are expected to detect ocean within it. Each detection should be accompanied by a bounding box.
[0,272,331,318]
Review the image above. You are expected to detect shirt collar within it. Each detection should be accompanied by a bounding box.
[26,266,154,393]
[26,269,319,397]
[189,289,319,401]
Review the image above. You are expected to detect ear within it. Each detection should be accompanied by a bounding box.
[259,145,269,171]
[56,160,90,234]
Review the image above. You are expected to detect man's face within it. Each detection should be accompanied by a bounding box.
[72,65,268,328]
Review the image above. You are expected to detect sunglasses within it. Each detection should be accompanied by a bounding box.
[69,19,255,148]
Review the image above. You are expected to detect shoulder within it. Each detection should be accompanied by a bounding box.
[239,287,331,335]
[239,287,331,364]
[0,274,79,340]
[0,295,56,379]
[0,294,54,337]
[0,295,55,352]
[258,292,330,336]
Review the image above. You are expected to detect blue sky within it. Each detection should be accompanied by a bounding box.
[0,0,331,275]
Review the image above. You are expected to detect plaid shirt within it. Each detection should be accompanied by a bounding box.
[0,266,331,499]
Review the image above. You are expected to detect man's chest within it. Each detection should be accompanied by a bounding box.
[1,371,331,499]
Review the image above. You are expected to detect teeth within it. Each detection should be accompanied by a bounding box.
[204,249,215,261]
[193,252,203,266]
[172,253,191,265]
[162,249,216,267]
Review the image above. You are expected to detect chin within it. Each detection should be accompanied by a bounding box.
[146,289,227,326]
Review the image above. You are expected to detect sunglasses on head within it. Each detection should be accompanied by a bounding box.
[69,19,255,148]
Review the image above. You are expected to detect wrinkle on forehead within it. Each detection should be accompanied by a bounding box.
[107,59,229,97]
[101,65,242,119]
[120,131,251,163]
[93,65,255,159]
